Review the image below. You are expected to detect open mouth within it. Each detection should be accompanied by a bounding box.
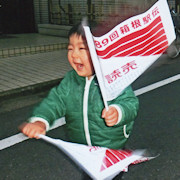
[75,63,84,71]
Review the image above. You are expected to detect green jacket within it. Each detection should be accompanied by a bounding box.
[31,70,139,149]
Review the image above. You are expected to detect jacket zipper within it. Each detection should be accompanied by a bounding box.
[83,76,94,146]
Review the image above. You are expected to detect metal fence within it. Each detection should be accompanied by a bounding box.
[48,0,156,27]
[48,0,103,25]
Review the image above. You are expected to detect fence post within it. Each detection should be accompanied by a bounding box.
[68,3,73,25]
[87,0,92,22]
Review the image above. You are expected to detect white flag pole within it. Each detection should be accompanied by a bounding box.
[83,26,109,111]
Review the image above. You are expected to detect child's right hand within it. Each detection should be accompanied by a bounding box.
[19,121,46,139]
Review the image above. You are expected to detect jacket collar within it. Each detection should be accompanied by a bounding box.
[72,70,99,86]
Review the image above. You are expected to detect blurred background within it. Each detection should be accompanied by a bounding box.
[0,0,178,35]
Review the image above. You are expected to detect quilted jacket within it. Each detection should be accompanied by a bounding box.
[30,70,139,149]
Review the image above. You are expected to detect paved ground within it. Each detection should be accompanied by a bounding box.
[0,54,179,180]
[0,33,71,99]
[0,33,68,49]
[0,50,72,97]
[0,33,180,180]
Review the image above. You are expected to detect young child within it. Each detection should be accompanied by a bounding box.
[20,23,139,149]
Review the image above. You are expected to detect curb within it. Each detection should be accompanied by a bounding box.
[0,78,62,101]
[0,43,68,59]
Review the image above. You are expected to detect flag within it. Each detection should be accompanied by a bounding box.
[39,135,156,180]
[83,0,176,107]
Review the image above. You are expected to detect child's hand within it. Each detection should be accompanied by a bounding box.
[19,121,46,139]
[101,107,118,126]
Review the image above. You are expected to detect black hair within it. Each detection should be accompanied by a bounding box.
[68,23,85,39]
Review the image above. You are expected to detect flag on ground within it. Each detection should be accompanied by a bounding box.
[83,0,176,108]
[39,135,156,180]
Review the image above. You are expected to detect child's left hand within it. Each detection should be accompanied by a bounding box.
[101,106,118,126]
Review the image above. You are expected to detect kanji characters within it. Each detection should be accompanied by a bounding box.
[122,61,137,74]
[143,14,151,24]
[105,61,138,84]
[120,25,130,34]
[109,31,119,41]
[152,7,159,18]
[131,19,142,29]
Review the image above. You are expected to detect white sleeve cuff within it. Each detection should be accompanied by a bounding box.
[109,104,123,125]
[28,117,50,131]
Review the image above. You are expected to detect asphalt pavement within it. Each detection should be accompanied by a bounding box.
[0,33,71,100]
[0,33,180,180]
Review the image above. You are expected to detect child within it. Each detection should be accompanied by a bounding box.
[20,23,139,149]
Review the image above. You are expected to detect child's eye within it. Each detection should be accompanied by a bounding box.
[67,44,73,51]
[67,47,73,51]
[79,47,86,50]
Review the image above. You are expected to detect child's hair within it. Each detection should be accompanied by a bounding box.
[68,23,85,39]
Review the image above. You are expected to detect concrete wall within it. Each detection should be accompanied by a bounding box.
[38,24,71,37]
[33,0,49,24]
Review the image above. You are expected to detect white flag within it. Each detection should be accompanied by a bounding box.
[84,0,175,106]
[39,135,156,180]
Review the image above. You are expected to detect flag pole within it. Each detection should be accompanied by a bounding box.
[83,26,109,111]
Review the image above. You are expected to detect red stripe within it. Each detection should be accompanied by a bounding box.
[101,24,164,58]
[100,164,106,171]
[103,156,113,168]
[142,41,168,55]
[118,149,132,156]
[115,151,128,159]
[107,149,121,162]
[128,34,167,56]
[96,16,168,58]
[100,149,132,172]
[104,28,166,58]
[153,44,168,54]
[96,16,162,57]
[129,35,167,56]
[115,34,168,57]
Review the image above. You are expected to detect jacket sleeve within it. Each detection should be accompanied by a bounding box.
[29,76,69,128]
[109,86,139,126]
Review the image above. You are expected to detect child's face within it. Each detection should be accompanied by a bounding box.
[67,34,94,79]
